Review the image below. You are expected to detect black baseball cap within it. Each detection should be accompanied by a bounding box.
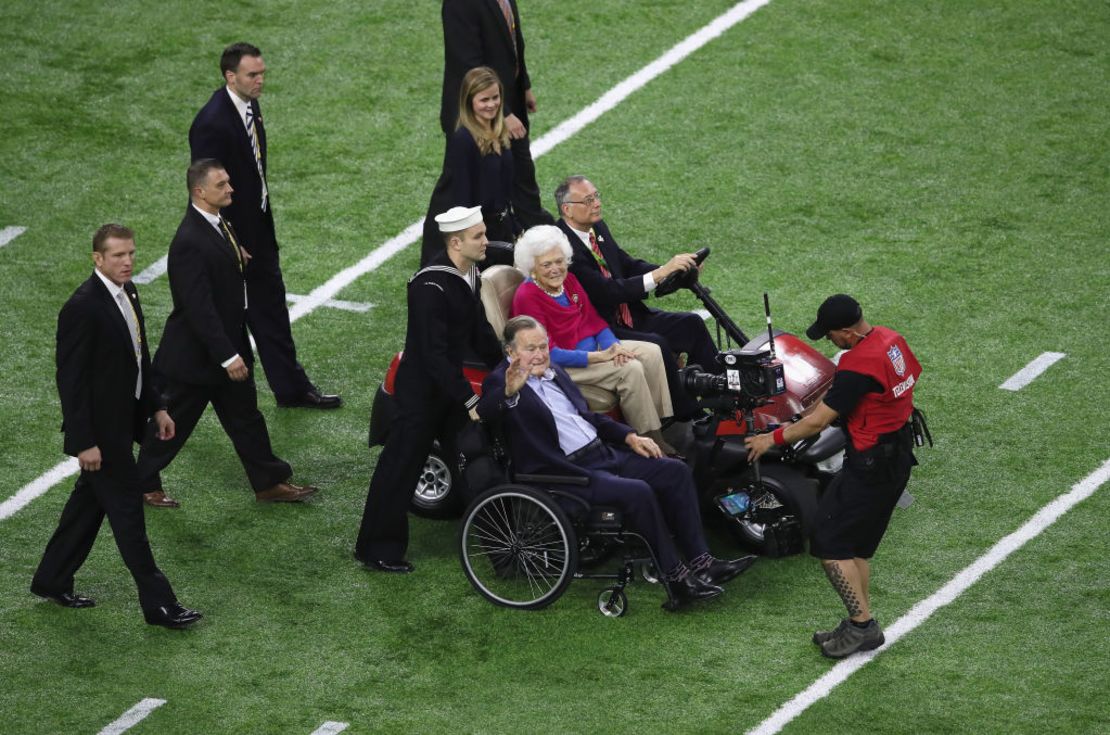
[806,294,863,340]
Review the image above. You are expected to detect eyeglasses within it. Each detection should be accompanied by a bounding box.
[565,191,602,206]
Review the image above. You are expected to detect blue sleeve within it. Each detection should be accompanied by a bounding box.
[595,328,618,349]
[551,347,589,368]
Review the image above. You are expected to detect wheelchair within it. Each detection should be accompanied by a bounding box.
[455,423,677,617]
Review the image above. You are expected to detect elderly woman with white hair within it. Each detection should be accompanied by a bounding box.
[510,225,677,454]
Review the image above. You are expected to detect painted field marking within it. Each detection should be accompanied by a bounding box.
[310,722,350,735]
[0,458,79,521]
[133,254,168,284]
[2,0,773,518]
[747,455,1110,735]
[999,351,1066,391]
[97,698,166,735]
[286,293,374,313]
[0,226,27,248]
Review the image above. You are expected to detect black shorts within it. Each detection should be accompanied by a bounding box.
[810,444,915,560]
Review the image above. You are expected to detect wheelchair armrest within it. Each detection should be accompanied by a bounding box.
[514,473,589,487]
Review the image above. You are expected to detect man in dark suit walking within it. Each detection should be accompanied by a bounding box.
[189,42,340,411]
[135,160,317,506]
[477,316,755,609]
[31,224,201,629]
[555,175,719,421]
[441,0,553,230]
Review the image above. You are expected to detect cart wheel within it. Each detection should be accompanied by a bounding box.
[598,588,628,617]
[639,561,660,584]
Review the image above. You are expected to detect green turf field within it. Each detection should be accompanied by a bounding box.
[1,0,1108,733]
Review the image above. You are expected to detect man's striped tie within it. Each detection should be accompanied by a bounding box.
[245,105,268,211]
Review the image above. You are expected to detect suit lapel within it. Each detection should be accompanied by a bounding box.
[519,381,560,444]
[596,224,623,279]
[217,88,255,161]
[90,274,137,355]
[188,206,241,270]
[483,0,517,51]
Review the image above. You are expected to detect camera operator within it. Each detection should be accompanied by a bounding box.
[745,294,922,659]
[555,176,718,421]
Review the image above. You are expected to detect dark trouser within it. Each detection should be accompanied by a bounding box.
[355,386,464,561]
[244,251,312,400]
[135,377,292,493]
[810,431,917,560]
[508,135,554,229]
[571,444,708,573]
[33,466,176,613]
[614,309,719,420]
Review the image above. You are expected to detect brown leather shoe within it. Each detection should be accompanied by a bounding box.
[255,481,318,503]
[143,490,181,508]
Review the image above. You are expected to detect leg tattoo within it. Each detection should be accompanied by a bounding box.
[823,561,863,618]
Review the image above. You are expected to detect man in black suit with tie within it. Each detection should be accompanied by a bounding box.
[441,0,553,230]
[555,175,720,421]
[31,224,201,629]
[135,160,317,506]
[189,42,340,411]
[477,316,755,609]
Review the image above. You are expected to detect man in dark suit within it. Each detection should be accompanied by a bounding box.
[355,206,503,573]
[555,175,720,421]
[31,224,201,629]
[135,160,317,506]
[189,41,340,410]
[477,315,755,610]
[441,0,553,230]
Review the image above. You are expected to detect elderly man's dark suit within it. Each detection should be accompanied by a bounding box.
[135,206,291,493]
[559,218,719,418]
[476,360,708,572]
[355,251,503,562]
[190,88,313,401]
[441,0,552,230]
[32,273,178,613]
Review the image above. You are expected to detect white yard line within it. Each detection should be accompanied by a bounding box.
[999,351,1066,391]
[2,0,773,518]
[747,456,1110,735]
[309,722,349,735]
[0,226,27,248]
[286,293,375,313]
[133,254,168,284]
[0,458,78,521]
[97,698,167,735]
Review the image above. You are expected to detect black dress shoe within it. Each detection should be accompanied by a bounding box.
[355,554,414,574]
[662,575,722,611]
[144,602,202,629]
[30,585,95,608]
[696,555,757,587]
[276,387,342,409]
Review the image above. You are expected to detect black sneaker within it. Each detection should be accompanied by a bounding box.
[812,618,850,646]
[820,619,885,659]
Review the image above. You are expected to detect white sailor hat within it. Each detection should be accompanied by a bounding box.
[434,205,483,233]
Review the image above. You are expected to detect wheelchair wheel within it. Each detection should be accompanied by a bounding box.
[459,484,578,610]
[598,588,628,617]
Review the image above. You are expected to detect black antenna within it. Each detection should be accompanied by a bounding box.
[763,292,776,356]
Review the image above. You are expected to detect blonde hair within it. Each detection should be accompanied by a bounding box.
[456,66,510,156]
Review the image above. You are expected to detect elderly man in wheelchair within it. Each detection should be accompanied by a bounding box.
[471,315,755,611]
